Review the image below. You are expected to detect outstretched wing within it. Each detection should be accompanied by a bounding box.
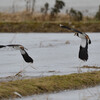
[20,49,33,63]
[6,44,23,50]
[6,44,21,47]
[60,24,83,34]
[0,45,6,48]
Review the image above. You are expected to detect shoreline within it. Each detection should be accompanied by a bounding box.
[1,70,100,99]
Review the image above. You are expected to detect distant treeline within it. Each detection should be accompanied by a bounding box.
[2,0,100,21]
[17,0,100,21]
[40,0,100,21]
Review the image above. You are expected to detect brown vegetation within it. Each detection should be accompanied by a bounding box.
[0,12,70,22]
[82,66,100,69]
[0,12,100,32]
[1,71,100,99]
[0,21,100,32]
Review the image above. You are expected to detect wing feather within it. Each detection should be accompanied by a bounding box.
[0,45,6,48]
[60,24,82,34]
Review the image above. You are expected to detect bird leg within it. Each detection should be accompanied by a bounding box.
[77,60,83,73]
[29,63,36,70]
[77,67,82,73]
[21,63,36,71]
[15,70,23,76]
[15,66,28,76]
[15,64,36,76]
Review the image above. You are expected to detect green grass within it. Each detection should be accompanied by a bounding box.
[0,21,100,32]
[1,71,100,99]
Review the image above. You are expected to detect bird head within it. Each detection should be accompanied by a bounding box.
[20,46,24,50]
[20,46,28,50]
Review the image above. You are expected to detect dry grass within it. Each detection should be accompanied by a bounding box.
[0,12,70,22]
[1,71,100,99]
[82,66,100,69]
[0,12,100,32]
[0,21,100,32]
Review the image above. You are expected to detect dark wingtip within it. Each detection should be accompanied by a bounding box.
[0,45,6,48]
[59,24,71,30]
[89,39,91,44]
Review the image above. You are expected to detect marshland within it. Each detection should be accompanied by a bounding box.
[0,0,100,100]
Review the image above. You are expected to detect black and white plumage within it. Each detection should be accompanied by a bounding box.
[0,44,33,63]
[60,24,91,61]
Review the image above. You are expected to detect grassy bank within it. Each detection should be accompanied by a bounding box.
[0,12,100,32]
[1,71,100,99]
[0,21,100,32]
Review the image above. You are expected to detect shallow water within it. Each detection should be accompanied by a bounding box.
[0,33,100,77]
[0,33,100,100]
[14,86,100,100]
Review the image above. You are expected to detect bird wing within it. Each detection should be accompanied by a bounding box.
[6,44,24,50]
[60,24,83,34]
[6,44,21,47]
[0,45,6,48]
[20,48,33,63]
[60,24,91,44]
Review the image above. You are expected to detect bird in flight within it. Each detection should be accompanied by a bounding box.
[60,24,91,61]
[0,44,33,63]
[0,44,34,76]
